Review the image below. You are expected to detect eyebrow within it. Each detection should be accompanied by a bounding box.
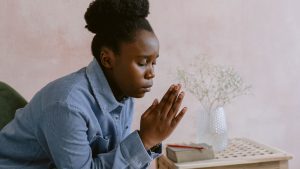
[138,55,159,59]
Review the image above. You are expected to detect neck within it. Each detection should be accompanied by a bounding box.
[99,63,125,102]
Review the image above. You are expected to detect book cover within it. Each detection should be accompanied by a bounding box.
[166,143,215,163]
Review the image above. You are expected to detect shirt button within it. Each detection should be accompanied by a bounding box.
[115,115,119,120]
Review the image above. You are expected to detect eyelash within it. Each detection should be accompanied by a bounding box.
[138,63,146,66]
[138,61,156,66]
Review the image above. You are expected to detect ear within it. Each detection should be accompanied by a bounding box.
[99,47,115,69]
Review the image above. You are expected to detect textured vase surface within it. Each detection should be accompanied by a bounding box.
[198,107,228,152]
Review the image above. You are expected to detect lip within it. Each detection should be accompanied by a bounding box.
[143,84,152,88]
[141,87,151,92]
[141,85,152,92]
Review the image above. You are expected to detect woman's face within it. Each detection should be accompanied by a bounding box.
[111,30,159,99]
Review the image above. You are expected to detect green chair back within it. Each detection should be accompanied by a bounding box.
[0,81,27,129]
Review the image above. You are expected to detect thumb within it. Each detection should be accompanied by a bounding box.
[142,99,158,118]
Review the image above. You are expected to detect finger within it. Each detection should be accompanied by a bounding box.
[167,91,185,120]
[171,107,187,128]
[161,84,181,119]
[142,99,158,118]
[156,84,175,112]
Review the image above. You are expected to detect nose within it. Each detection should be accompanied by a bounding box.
[145,65,155,79]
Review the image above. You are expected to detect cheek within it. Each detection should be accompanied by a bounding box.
[128,65,146,83]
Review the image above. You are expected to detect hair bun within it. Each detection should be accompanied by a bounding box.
[85,0,150,34]
[118,0,149,18]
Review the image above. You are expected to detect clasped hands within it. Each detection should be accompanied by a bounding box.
[139,84,187,150]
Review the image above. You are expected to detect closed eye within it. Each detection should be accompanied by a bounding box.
[138,63,146,66]
[138,59,147,66]
[137,55,159,66]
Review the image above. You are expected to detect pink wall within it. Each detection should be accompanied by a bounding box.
[1,0,299,168]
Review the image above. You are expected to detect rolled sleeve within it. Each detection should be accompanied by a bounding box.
[120,131,153,168]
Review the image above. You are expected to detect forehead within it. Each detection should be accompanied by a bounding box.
[119,30,159,58]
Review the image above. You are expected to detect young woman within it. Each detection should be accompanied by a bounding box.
[0,0,187,168]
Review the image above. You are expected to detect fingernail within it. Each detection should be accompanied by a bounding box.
[183,107,188,112]
[178,93,183,99]
[170,85,174,91]
[152,99,158,105]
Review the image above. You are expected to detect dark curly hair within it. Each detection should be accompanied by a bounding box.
[84,0,154,58]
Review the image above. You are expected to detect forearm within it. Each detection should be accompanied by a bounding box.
[91,131,154,169]
[47,131,156,169]
[41,103,157,169]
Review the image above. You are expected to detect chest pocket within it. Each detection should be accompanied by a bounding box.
[90,135,110,157]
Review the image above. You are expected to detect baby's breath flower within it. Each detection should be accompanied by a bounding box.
[177,56,251,113]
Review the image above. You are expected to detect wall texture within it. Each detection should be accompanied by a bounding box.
[0,0,299,168]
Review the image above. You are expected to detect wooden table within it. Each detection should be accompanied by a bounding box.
[157,138,292,169]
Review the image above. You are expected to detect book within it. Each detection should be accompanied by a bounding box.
[166,143,215,163]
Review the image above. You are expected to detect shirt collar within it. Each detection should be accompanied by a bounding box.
[86,58,124,114]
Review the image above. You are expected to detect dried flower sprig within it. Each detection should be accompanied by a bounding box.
[177,56,251,113]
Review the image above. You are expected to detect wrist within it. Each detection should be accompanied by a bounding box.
[137,131,154,150]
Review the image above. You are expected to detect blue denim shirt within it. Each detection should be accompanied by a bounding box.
[0,59,161,169]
